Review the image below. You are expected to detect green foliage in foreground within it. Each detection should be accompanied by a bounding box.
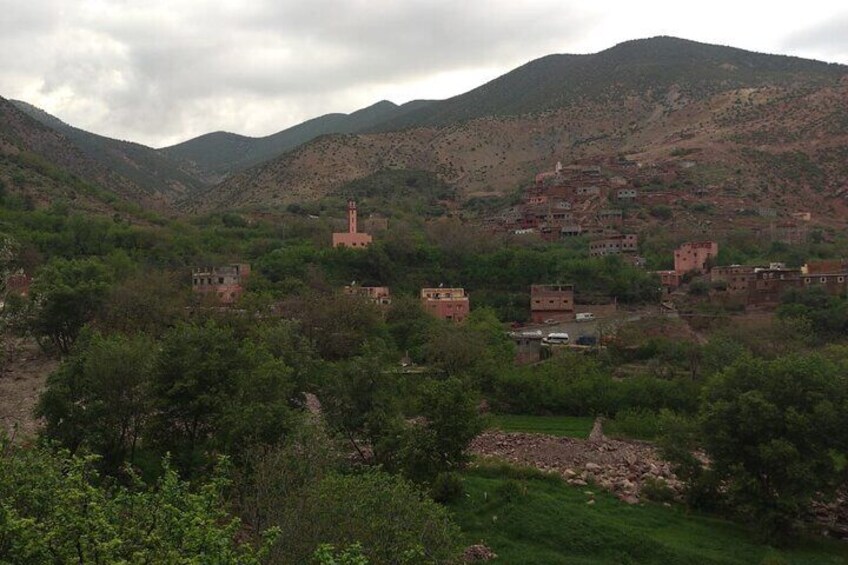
[699,354,848,540]
[450,464,848,564]
[0,441,271,564]
[235,429,463,564]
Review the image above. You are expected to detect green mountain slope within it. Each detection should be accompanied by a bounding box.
[11,100,209,203]
[0,97,140,214]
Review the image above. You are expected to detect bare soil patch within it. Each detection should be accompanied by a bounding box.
[1,336,56,439]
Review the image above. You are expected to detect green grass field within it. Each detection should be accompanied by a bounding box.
[450,464,848,564]
[488,414,595,438]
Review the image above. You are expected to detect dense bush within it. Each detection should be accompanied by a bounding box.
[490,354,700,417]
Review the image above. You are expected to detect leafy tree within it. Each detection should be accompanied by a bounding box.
[149,320,300,475]
[235,422,343,564]
[314,543,370,565]
[283,292,386,360]
[97,269,187,337]
[0,441,272,563]
[778,286,848,341]
[385,295,434,360]
[699,354,848,541]
[300,471,462,564]
[22,257,113,353]
[321,350,404,464]
[37,331,156,471]
[399,377,483,482]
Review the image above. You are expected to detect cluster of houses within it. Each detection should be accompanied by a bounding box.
[486,158,685,266]
[186,198,837,321]
[658,240,848,308]
[709,260,848,307]
[490,159,642,241]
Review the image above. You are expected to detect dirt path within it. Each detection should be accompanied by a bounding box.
[1,336,57,439]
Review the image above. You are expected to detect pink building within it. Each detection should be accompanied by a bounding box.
[332,200,373,248]
[674,241,718,275]
[421,287,470,322]
[529,284,574,323]
[192,263,250,304]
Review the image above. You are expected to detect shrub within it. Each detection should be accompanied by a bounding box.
[608,409,660,440]
[431,472,465,504]
[496,479,526,503]
[641,477,676,503]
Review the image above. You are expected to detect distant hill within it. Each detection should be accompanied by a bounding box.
[161,99,434,181]
[192,37,848,224]
[11,100,209,204]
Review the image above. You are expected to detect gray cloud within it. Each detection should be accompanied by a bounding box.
[0,0,597,145]
[782,12,848,61]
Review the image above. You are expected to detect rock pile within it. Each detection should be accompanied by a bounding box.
[811,491,848,540]
[469,429,683,503]
[463,544,497,562]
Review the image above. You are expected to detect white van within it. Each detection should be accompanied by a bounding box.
[575,313,595,322]
[542,332,570,345]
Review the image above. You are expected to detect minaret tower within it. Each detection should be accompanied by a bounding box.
[348,199,358,233]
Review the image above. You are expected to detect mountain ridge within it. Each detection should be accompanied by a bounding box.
[192,36,848,224]
[160,98,436,181]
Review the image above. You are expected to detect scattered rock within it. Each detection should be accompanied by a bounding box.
[469,430,684,502]
[463,544,497,562]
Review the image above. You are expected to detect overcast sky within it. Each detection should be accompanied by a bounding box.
[1,0,846,148]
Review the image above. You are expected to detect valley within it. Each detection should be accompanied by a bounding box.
[2,34,848,564]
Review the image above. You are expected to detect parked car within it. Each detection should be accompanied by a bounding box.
[542,332,569,345]
[575,335,597,346]
[575,312,595,321]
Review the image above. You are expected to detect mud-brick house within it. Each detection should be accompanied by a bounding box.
[529,284,574,323]
[344,285,392,306]
[674,241,719,275]
[421,287,470,322]
[192,263,250,304]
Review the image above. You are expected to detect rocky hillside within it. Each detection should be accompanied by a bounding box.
[192,37,848,219]
[0,97,146,213]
